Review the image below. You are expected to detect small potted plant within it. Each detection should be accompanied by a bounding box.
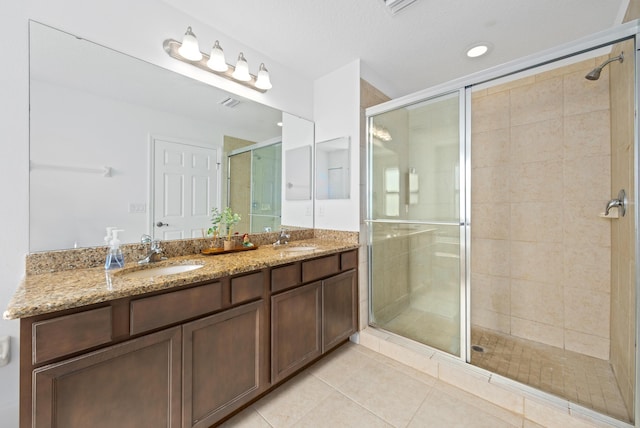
[207,207,222,248]
[219,207,241,250]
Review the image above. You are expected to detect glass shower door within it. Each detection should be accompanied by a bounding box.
[228,142,282,234]
[368,91,465,356]
[250,143,282,233]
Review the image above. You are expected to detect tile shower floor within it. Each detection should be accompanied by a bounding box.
[471,327,630,423]
[221,342,532,427]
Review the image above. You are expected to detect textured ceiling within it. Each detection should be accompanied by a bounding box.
[162,0,627,97]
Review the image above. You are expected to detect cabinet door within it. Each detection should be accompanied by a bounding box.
[322,269,358,352]
[32,327,182,428]
[271,282,322,383]
[182,301,264,428]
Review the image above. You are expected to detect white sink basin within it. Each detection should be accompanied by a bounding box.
[281,246,317,252]
[118,264,204,279]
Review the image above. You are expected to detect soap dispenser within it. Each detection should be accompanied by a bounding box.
[105,229,125,270]
[104,226,116,245]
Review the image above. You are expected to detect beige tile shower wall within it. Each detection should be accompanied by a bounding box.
[471,57,612,359]
[223,136,255,234]
[228,151,252,233]
[608,37,636,418]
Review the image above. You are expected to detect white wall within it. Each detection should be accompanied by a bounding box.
[0,3,28,425]
[1,0,313,423]
[313,60,361,231]
[361,61,401,100]
[30,80,232,250]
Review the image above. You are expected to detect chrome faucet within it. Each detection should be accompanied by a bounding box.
[273,228,290,246]
[139,234,165,264]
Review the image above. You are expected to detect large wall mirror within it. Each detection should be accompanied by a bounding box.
[29,21,314,252]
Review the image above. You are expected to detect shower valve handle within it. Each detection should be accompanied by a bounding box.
[605,189,626,217]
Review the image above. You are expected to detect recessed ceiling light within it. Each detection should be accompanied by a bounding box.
[277,122,283,127]
[466,44,490,58]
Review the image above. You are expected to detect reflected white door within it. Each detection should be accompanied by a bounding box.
[153,138,219,240]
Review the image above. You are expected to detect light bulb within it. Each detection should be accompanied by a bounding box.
[207,40,228,72]
[255,63,272,90]
[232,53,251,81]
[178,26,202,61]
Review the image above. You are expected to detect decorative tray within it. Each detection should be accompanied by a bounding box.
[201,245,259,256]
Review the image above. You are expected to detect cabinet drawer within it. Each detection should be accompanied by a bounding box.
[271,263,301,293]
[302,254,340,283]
[231,272,264,304]
[33,306,112,364]
[130,281,222,335]
[340,250,358,271]
[33,326,182,428]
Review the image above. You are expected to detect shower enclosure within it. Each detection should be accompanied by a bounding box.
[367,25,638,425]
[228,141,282,233]
[368,91,465,357]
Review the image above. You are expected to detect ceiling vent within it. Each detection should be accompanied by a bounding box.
[382,0,419,15]
[219,97,240,108]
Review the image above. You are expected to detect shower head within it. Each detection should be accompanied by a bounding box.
[585,52,624,80]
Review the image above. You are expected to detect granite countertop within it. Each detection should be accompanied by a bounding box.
[4,239,359,320]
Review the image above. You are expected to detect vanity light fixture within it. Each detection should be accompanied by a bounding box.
[177,27,202,61]
[371,124,392,142]
[370,125,393,143]
[207,40,228,72]
[232,53,251,81]
[164,26,272,93]
[255,63,273,90]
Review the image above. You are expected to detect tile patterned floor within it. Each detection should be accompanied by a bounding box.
[374,297,630,424]
[221,342,531,427]
[470,327,630,423]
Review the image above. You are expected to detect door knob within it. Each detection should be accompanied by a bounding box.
[156,221,169,227]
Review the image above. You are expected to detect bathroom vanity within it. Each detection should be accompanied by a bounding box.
[6,241,358,428]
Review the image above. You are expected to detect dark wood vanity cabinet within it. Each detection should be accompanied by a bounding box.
[322,269,358,351]
[271,251,358,383]
[32,326,182,428]
[20,249,357,428]
[183,300,266,428]
[156,271,268,428]
[271,281,323,383]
